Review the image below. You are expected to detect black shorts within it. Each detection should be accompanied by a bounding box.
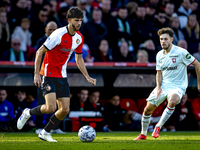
[41,76,70,98]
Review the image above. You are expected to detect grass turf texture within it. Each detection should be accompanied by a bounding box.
[1,132,200,150]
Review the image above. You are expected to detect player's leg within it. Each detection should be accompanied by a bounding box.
[39,97,69,142]
[17,93,57,130]
[153,92,181,138]
[134,102,157,140]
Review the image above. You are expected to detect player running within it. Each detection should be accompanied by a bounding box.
[17,7,96,142]
[134,27,200,140]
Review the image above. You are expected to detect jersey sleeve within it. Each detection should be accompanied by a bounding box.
[43,29,61,50]
[75,34,83,54]
[156,52,161,71]
[181,49,195,66]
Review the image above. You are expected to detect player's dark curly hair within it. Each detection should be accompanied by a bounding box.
[157,27,174,38]
[66,7,83,19]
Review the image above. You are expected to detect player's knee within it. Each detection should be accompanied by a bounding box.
[46,105,57,113]
[144,107,153,115]
[61,107,70,115]
[168,99,178,107]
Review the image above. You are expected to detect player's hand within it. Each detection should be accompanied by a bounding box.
[155,87,162,100]
[86,77,96,85]
[34,73,43,87]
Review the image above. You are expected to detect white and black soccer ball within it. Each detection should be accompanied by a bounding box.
[78,125,96,142]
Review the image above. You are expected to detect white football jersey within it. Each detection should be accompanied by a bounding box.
[156,44,195,90]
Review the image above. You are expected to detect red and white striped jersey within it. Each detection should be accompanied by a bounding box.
[40,26,83,78]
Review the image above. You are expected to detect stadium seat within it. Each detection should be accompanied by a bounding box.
[120,98,138,112]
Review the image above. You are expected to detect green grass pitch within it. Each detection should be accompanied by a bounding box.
[1,132,200,150]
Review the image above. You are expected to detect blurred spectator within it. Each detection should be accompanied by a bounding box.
[85,0,93,15]
[164,2,175,23]
[182,14,200,54]
[81,8,107,57]
[136,49,149,63]
[12,89,36,131]
[91,0,101,9]
[193,43,200,62]
[109,6,134,53]
[164,93,198,131]
[84,90,104,113]
[94,39,113,62]
[158,0,171,11]
[70,89,89,111]
[0,89,15,123]
[131,4,156,49]
[191,93,200,130]
[154,10,169,32]
[101,0,113,29]
[145,3,156,23]
[169,16,185,45]
[190,0,199,21]
[35,21,57,50]
[145,0,160,10]
[0,0,11,13]
[58,0,74,9]
[111,0,129,10]
[30,8,49,47]
[11,18,32,52]
[103,94,126,131]
[1,38,28,61]
[0,11,10,56]
[7,0,33,33]
[126,1,138,20]
[113,41,134,62]
[55,6,69,28]
[177,39,188,49]
[76,0,90,24]
[42,1,57,23]
[176,0,192,29]
[30,0,44,21]
[139,39,156,62]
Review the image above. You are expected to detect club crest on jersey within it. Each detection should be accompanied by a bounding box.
[186,53,191,59]
[172,58,176,63]
[46,85,51,91]
[76,39,80,44]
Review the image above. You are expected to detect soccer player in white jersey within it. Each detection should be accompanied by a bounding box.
[17,7,96,142]
[134,27,200,140]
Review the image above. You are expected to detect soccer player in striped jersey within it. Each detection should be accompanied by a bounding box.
[134,27,200,140]
[17,7,96,142]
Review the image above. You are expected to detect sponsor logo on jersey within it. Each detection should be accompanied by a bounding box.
[162,66,177,71]
[47,37,50,41]
[76,39,80,44]
[60,48,73,52]
[186,53,191,59]
[46,84,51,91]
[172,58,176,63]
[169,55,178,57]
[64,40,67,43]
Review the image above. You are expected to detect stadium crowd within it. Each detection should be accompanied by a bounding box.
[0,0,200,133]
[0,0,199,62]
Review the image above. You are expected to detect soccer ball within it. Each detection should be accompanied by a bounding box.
[78,125,96,142]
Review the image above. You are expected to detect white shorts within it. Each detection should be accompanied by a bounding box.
[146,87,185,106]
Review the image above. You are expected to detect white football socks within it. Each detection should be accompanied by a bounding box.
[141,114,151,136]
[156,106,175,128]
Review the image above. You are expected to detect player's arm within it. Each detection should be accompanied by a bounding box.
[75,53,96,85]
[34,45,48,87]
[192,60,200,92]
[156,71,162,99]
